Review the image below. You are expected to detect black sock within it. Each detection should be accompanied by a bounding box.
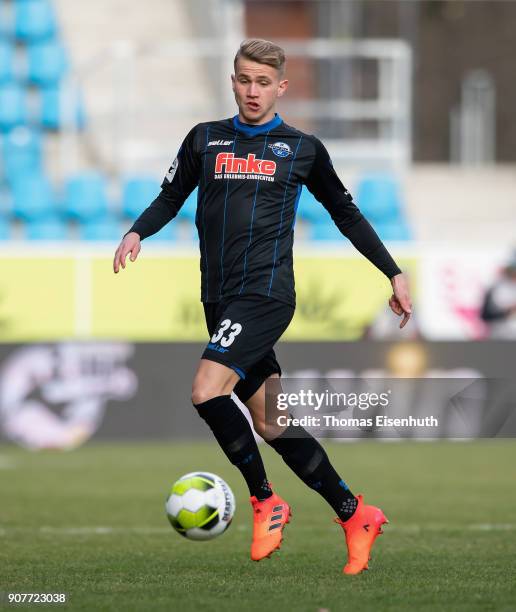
[267,424,357,521]
[194,395,272,500]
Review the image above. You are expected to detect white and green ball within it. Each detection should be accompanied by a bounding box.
[165,472,235,541]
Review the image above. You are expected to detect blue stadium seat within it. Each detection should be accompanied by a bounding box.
[0,1,13,38]
[0,42,14,84]
[79,215,122,242]
[12,173,56,221]
[310,217,412,242]
[25,216,68,240]
[0,215,11,240]
[145,221,179,243]
[295,188,326,223]
[355,173,403,225]
[64,172,109,221]
[376,221,412,242]
[2,127,42,184]
[122,176,160,218]
[39,84,86,130]
[27,41,68,85]
[175,188,198,222]
[0,83,28,131]
[309,220,344,242]
[15,0,57,42]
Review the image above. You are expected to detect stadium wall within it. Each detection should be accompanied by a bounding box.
[0,245,513,341]
[0,340,515,449]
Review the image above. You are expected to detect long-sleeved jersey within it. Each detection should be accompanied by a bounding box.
[127,113,401,306]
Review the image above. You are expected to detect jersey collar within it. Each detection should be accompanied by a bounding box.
[232,113,283,137]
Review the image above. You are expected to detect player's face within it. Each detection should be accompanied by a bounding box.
[232,59,288,125]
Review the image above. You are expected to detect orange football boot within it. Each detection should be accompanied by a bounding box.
[334,494,388,575]
[250,492,291,561]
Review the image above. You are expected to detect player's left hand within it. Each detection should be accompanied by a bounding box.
[113,232,141,273]
[389,273,412,328]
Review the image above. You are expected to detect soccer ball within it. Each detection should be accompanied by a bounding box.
[165,471,235,541]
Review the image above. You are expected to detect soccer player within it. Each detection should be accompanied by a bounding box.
[113,39,412,575]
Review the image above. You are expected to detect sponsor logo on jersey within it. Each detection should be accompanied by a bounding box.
[214,152,276,181]
[164,157,178,183]
[268,141,292,158]
[208,139,234,146]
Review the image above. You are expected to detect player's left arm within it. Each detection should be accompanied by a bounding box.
[304,137,412,328]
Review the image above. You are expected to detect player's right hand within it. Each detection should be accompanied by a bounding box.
[113,232,141,273]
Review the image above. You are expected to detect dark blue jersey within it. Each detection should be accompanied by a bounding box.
[127,114,401,306]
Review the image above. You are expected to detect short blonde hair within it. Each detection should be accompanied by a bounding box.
[234,38,286,75]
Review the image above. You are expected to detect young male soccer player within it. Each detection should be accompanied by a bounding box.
[113,39,412,575]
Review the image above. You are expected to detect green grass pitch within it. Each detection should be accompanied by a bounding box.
[1,440,515,611]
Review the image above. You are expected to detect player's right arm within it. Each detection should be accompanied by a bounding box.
[113,126,201,273]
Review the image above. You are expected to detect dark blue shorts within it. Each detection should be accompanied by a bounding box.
[202,295,295,380]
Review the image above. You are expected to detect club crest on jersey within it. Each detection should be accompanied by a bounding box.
[214,152,276,182]
[268,142,292,158]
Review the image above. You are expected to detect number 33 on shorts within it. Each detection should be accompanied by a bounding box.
[211,319,243,348]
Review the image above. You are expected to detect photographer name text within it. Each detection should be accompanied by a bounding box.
[276,415,439,428]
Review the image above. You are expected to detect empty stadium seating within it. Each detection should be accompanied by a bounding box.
[14,0,57,42]
[0,0,91,240]
[11,173,56,220]
[144,222,179,243]
[296,188,325,223]
[355,172,411,241]
[78,214,122,242]
[122,177,161,219]
[0,40,13,82]
[0,214,11,239]
[0,0,414,243]
[0,83,27,130]
[356,173,402,224]
[2,126,43,184]
[64,172,109,221]
[25,215,67,240]
[39,84,85,130]
[27,40,68,85]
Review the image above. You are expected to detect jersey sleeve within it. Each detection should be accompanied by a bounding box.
[125,126,201,240]
[304,137,401,279]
